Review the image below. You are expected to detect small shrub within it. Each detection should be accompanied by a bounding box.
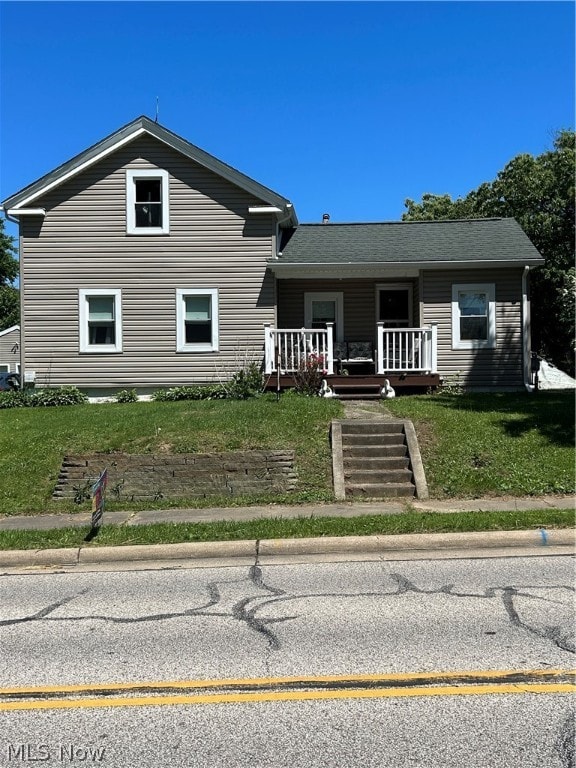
[224,362,264,400]
[293,353,327,396]
[152,384,227,402]
[31,387,88,407]
[0,386,88,409]
[439,372,464,396]
[0,390,31,409]
[115,388,138,403]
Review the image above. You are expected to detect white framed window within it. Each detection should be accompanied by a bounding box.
[304,292,344,341]
[126,169,169,235]
[176,288,219,352]
[452,283,496,349]
[0,365,9,373]
[79,289,122,353]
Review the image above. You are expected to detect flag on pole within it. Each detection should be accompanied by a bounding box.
[91,469,108,529]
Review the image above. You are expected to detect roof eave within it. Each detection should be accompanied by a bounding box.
[2,116,295,215]
[268,258,545,275]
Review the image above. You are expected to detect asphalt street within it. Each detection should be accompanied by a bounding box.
[0,553,574,767]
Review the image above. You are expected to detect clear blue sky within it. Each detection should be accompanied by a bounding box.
[1,0,574,234]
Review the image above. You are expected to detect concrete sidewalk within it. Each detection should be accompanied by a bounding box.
[0,494,573,531]
[0,495,573,571]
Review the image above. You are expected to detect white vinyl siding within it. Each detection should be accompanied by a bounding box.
[176,288,219,352]
[79,289,122,353]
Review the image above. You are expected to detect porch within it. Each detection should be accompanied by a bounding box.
[263,323,440,397]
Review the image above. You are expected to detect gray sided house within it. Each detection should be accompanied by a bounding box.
[1,116,544,396]
[0,325,20,373]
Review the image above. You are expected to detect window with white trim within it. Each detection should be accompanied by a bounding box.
[452,283,496,349]
[79,289,122,353]
[126,169,169,234]
[176,289,219,352]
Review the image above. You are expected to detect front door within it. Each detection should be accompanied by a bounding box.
[304,292,344,341]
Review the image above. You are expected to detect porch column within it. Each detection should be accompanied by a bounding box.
[325,323,334,375]
[264,324,274,374]
[376,322,384,374]
[430,323,438,374]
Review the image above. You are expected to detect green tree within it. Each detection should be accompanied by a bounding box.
[0,217,19,331]
[403,131,575,375]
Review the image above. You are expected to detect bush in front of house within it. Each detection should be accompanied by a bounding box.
[152,384,227,402]
[153,363,265,402]
[223,362,264,400]
[115,388,139,403]
[292,353,327,396]
[0,386,88,409]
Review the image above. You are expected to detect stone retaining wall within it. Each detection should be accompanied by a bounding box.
[53,451,297,501]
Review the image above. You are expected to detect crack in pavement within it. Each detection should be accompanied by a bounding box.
[555,711,576,768]
[0,569,573,656]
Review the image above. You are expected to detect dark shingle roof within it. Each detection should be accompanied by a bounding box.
[276,218,543,266]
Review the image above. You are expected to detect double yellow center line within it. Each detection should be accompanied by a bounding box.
[1,669,573,711]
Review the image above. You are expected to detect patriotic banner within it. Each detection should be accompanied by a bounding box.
[91,469,108,529]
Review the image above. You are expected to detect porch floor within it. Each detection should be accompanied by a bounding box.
[265,373,441,398]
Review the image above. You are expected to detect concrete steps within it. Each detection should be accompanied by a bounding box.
[336,421,418,499]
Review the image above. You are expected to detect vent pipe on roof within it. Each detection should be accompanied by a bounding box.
[322,213,330,224]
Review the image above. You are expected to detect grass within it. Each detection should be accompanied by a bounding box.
[1,509,573,551]
[384,391,575,498]
[0,394,341,516]
[0,390,574,519]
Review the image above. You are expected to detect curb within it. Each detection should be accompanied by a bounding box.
[0,529,573,569]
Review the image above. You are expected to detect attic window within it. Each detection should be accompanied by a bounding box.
[126,169,169,235]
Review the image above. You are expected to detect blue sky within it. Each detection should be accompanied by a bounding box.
[1,0,574,236]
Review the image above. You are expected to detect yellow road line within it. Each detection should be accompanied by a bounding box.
[1,668,572,696]
[0,683,574,712]
[0,670,574,712]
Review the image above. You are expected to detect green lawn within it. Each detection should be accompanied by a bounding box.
[0,390,574,517]
[0,394,342,516]
[385,391,575,497]
[1,509,573,551]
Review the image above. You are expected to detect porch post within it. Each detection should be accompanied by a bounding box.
[376,322,384,374]
[264,324,274,374]
[325,323,334,375]
[430,323,438,374]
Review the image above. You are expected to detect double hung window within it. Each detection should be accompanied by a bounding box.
[176,289,219,352]
[79,289,122,353]
[452,284,496,349]
[126,169,169,235]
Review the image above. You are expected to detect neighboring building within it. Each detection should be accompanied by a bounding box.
[0,325,20,373]
[1,117,544,396]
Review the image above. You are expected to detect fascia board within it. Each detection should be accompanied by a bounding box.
[3,117,296,220]
[0,325,20,337]
[269,258,544,277]
[5,128,147,209]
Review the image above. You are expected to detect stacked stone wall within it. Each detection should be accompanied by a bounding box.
[53,451,297,501]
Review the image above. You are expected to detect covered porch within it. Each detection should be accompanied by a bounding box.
[263,323,440,396]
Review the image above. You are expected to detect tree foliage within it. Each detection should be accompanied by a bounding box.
[403,130,575,375]
[0,217,19,331]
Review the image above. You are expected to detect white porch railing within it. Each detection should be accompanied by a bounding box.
[264,323,335,375]
[376,323,438,374]
[263,322,437,376]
